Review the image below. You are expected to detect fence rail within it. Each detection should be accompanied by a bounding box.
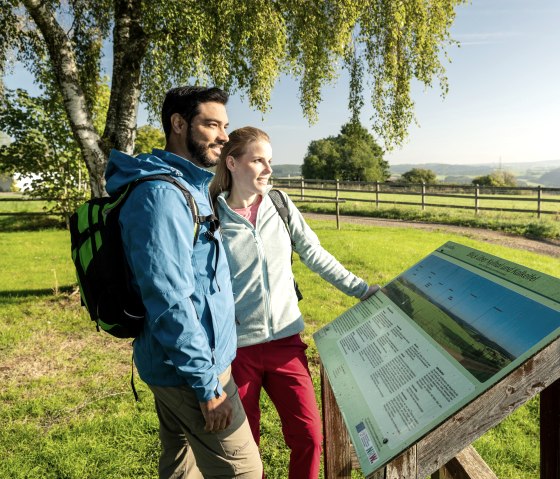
[272,178,560,219]
[2,180,560,220]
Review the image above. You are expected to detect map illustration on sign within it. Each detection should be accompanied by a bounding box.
[314,241,560,476]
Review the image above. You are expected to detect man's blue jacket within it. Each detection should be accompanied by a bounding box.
[105,149,236,402]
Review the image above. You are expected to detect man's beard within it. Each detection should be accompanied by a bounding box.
[186,128,223,168]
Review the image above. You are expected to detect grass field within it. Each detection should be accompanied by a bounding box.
[1,220,559,478]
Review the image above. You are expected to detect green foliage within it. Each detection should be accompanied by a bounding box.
[524,220,560,240]
[0,81,110,222]
[0,88,88,224]
[400,167,437,184]
[134,125,165,155]
[2,0,466,196]
[473,170,517,187]
[302,121,389,181]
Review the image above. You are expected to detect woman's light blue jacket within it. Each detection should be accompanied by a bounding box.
[216,188,368,348]
[105,149,236,402]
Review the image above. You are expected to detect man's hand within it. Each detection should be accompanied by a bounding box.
[199,391,233,433]
[360,284,380,301]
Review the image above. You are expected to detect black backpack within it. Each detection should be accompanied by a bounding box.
[268,189,303,301]
[70,174,213,338]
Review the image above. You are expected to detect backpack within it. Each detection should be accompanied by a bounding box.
[268,189,303,301]
[70,174,213,338]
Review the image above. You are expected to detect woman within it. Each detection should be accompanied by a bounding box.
[210,126,377,479]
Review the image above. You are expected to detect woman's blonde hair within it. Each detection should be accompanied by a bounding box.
[210,126,271,204]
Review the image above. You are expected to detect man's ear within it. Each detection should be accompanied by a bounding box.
[225,155,236,172]
[170,113,186,135]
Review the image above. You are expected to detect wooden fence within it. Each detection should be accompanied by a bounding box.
[3,180,560,219]
[0,197,54,216]
[272,178,560,219]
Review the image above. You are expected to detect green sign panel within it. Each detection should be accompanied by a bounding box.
[314,241,560,476]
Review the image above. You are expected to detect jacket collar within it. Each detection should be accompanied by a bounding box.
[151,149,214,190]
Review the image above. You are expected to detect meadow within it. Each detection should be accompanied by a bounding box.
[1,217,559,478]
[273,182,560,240]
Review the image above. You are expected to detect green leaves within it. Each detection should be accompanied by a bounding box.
[133,125,165,155]
[0,87,91,223]
[4,0,465,195]
[401,168,438,184]
[302,121,389,182]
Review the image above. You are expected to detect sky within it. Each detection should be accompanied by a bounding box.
[219,0,560,166]
[4,0,560,167]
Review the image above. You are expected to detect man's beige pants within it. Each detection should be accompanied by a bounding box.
[149,367,262,479]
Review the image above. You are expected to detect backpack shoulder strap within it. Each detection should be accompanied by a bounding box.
[268,189,294,248]
[130,174,212,246]
[268,189,303,301]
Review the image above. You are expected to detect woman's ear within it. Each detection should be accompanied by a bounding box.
[225,155,236,172]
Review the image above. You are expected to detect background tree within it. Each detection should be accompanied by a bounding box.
[401,168,438,184]
[0,81,109,223]
[1,0,466,197]
[133,125,165,155]
[302,121,389,181]
[472,170,517,187]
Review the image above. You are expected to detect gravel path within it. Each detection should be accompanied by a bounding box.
[302,213,560,259]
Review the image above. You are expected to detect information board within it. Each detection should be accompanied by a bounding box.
[314,241,560,476]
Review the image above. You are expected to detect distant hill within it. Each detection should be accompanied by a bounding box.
[390,160,560,185]
[539,168,560,187]
[268,161,560,185]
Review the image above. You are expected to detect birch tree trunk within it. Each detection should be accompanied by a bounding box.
[21,0,147,197]
[22,0,107,197]
[103,0,148,158]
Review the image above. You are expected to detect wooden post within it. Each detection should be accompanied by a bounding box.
[335,179,341,230]
[422,182,426,211]
[540,378,560,479]
[537,185,542,219]
[321,364,353,478]
[301,177,305,201]
[474,184,479,215]
[375,181,380,209]
[431,446,498,479]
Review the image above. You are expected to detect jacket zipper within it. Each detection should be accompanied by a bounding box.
[253,229,273,339]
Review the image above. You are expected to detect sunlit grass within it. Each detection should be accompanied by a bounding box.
[1,220,556,478]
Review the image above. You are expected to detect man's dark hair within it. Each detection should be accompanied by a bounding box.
[161,86,229,139]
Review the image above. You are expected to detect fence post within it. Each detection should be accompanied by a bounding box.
[537,185,542,219]
[475,184,479,215]
[300,177,305,201]
[421,182,426,211]
[321,364,353,479]
[540,378,560,479]
[335,179,341,230]
[375,181,380,209]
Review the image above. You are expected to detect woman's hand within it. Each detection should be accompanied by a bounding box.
[360,284,380,301]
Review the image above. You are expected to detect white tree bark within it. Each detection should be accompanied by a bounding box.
[22,0,107,197]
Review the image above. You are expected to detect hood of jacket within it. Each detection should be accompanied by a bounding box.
[105,148,214,195]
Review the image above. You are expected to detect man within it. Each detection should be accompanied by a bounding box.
[105,86,262,478]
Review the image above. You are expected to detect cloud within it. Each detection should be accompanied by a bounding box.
[453,32,521,46]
